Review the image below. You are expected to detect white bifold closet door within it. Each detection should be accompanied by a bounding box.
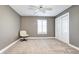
[55,12,69,44]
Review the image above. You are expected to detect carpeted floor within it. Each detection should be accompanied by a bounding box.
[3,38,79,54]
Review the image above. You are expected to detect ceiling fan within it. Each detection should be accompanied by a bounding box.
[28,5,53,15]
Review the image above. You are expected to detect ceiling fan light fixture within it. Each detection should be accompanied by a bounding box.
[30,5,53,15]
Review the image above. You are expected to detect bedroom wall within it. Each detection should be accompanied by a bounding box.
[21,16,55,37]
[56,5,79,47]
[0,5,20,50]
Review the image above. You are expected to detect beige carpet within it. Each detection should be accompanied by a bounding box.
[3,38,79,54]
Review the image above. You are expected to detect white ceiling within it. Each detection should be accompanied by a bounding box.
[10,5,71,17]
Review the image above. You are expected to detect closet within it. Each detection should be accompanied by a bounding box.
[55,12,69,44]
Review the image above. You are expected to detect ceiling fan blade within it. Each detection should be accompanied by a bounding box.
[28,5,40,10]
[33,9,39,15]
[43,7,52,10]
[39,8,46,13]
[42,5,53,10]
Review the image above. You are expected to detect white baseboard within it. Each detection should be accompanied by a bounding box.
[68,44,79,51]
[0,37,55,53]
[55,37,79,51]
[1,37,79,53]
[27,37,55,39]
[55,37,69,44]
[0,39,20,54]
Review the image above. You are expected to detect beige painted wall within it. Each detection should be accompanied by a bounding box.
[21,16,55,37]
[0,6,20,50]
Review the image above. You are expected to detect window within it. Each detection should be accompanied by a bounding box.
[37,20,47,34]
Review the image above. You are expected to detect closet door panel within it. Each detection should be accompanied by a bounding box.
[55,17,62,40]
[61,14,69,43]
[55,18,58,39]
[55,12,69,44]
[55,17,61,40]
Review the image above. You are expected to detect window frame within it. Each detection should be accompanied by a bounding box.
[37,19,47,34]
